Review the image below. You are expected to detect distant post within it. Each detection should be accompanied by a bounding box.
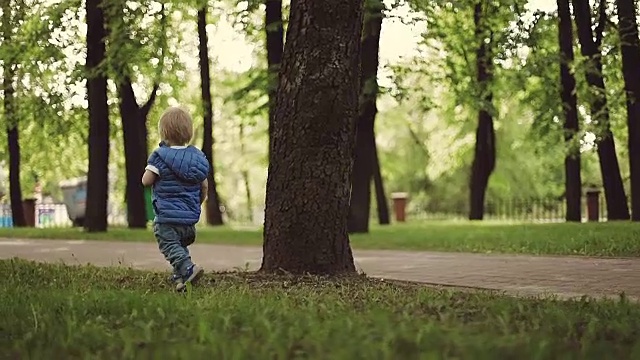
[585,188,601,222]
[391,192,409,223]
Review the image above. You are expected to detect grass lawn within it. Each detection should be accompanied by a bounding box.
[1,221,639,256]
[1,259,639,359]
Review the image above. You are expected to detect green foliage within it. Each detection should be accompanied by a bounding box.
[0,0,88,198]
[2,259,640,358]
[0,0,635,220]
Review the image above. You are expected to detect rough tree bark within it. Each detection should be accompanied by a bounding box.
[557,0,582,222]
[372,143,390,224]
[572,0,630,220]
[616,0,640,221]
[260,0,365,274]
[1,0,26,227]
[84,0,110,232]
[468,1,496,221]
[197,5,224,226]
[348,0,384,233]
[265,0,284,164]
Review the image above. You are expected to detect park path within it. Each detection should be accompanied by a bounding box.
[1,238,639,301]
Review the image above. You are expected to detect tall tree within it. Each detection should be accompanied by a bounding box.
[348,0,385,233]
[616,0,640,221]
[468,1,496,220]
[557,0,581,222]
[1,0,26,227]
[265,0,284,163]
[118,79,158,229]
[372,147,390,224]
[84,0,110,232]
[572,0,629,220]
[107,0,163,228]
[261,0,365,274]
[197,3,224,226]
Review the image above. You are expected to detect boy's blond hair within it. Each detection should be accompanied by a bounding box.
[158,107,193,146]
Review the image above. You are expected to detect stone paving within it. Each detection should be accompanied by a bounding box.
[1,238,639,301]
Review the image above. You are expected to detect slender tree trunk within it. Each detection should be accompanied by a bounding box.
[118,80,149,228]
[557,0,582,222]
[239,123,253,219]
[468,1,496,220]
[348,0,384,233]
[372,142,390,224]
[108,0,161,229]
[198,5,224,226]
[261,0,365,275]
[265,0,284,164]
[616,0,640,221]
[7,126,25,228]
[1,1,26,227]
[84,0,110,232]
[572,0,629,220]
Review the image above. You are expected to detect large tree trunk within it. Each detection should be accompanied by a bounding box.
[616,0,640,221]
[261,0,365,275]
[347,0,384,233]
[557,0,582,222]
[468,1,496,221]
[1,1,26,228]
[198,5,224,226]
[84,0,110,232]
[372,142,390,225]
[265,0,284,164]
[572,0,630,220]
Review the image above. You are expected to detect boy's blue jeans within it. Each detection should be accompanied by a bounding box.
[153,223,196,277]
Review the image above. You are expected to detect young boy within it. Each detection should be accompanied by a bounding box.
[142,106,210,291]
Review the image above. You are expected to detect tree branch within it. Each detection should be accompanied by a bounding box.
[594,0,607,49]
[141,2,166,119]
[140,83,159,118]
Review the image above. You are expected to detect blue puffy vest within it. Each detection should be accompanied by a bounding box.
[148,145,210,225]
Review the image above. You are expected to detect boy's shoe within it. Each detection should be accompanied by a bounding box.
[176,264,204,292]
[170,273,184,288]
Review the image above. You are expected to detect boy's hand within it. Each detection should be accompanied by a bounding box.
[200,179,208,204]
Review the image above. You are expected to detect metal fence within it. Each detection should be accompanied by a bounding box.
[0,203,128,228]
[0,203,71,228]
[0,194,618,228]
[411,196,610,223]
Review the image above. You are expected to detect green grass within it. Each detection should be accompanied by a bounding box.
[1,221,640,256]
[1,259,639,359]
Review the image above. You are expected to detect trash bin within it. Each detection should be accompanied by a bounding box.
[22,198,36,227]
[391,192,409,222]
[144,187,154,221]
[59,177,87,227]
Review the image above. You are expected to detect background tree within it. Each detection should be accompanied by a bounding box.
[106,0,165,228]
[572,0,629,220]
[1,0,26,227]
[616,0,640,221]
[348,0,386,233]
[261,0,365,274]
[198,1,224,225]
[372,146,390,224]
[557,0,581,222]
[469,0,496,220]
[265,0,284,163]
[84,0,110,232]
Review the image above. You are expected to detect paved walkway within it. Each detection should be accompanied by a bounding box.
[1,238,639,301]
